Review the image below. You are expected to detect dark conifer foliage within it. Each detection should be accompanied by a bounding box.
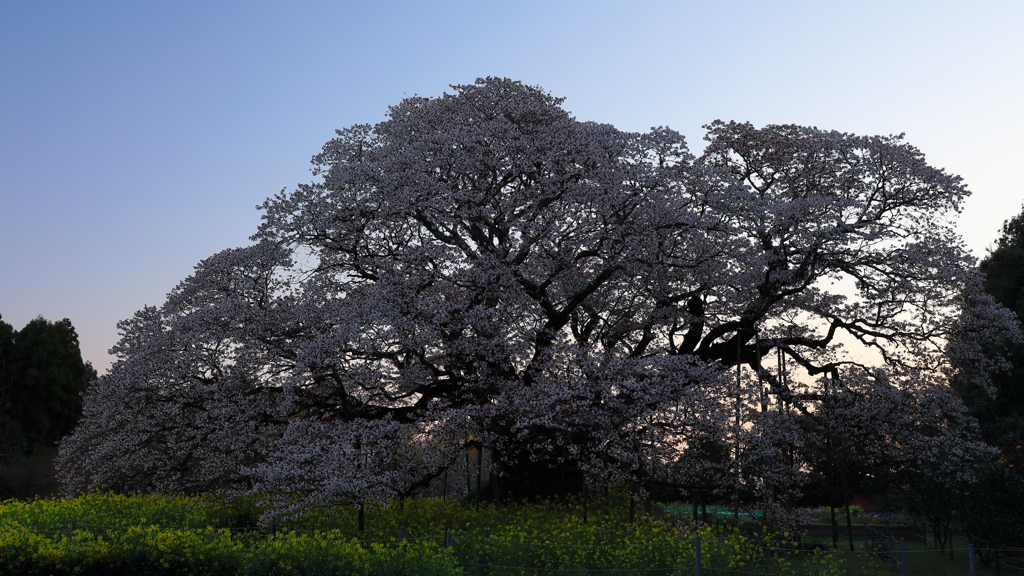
[0,315,96,457]
[0,315,24,460]
[958,207,1024,428]
[952,206,1024,550]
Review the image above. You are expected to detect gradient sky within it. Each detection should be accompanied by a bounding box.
[2,1,1022,374]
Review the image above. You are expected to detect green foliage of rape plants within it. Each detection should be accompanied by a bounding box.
[0,491,260,530]
[0,522,458,576]
[0,493,852,575]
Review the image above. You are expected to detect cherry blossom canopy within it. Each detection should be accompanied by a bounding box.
[57,78,1014,514]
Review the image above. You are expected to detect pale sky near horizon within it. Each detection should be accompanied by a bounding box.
[2,1,1022,374]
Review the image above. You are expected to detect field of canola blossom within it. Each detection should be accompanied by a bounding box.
[0,493,848,576]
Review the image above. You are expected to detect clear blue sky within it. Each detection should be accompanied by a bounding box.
[2,1,1022,374]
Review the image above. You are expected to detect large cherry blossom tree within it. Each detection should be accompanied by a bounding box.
[57,78,1014,515]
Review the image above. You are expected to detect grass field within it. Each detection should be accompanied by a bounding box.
[665,505,1017,576]
[832,536,1009,576]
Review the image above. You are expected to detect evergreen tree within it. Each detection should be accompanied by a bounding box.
[952,205,1024,550]
[3,316,96,455]
[0,315,25,461]
[958,207,1024,431]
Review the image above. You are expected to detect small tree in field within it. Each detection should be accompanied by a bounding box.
[58,78,1013,517]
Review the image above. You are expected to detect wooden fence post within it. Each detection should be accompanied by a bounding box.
[900,538,909,576]
[483,528,490,573]
[397,526,406,565]
[694,534,702,576]
[889,535,898,571]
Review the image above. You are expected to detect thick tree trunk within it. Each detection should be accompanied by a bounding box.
[839,454,855,551]
[475,447,483,510]
[826,437,838,550]
[490,457,587,501]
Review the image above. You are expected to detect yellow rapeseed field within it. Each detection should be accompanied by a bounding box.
[0,493,840,575]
